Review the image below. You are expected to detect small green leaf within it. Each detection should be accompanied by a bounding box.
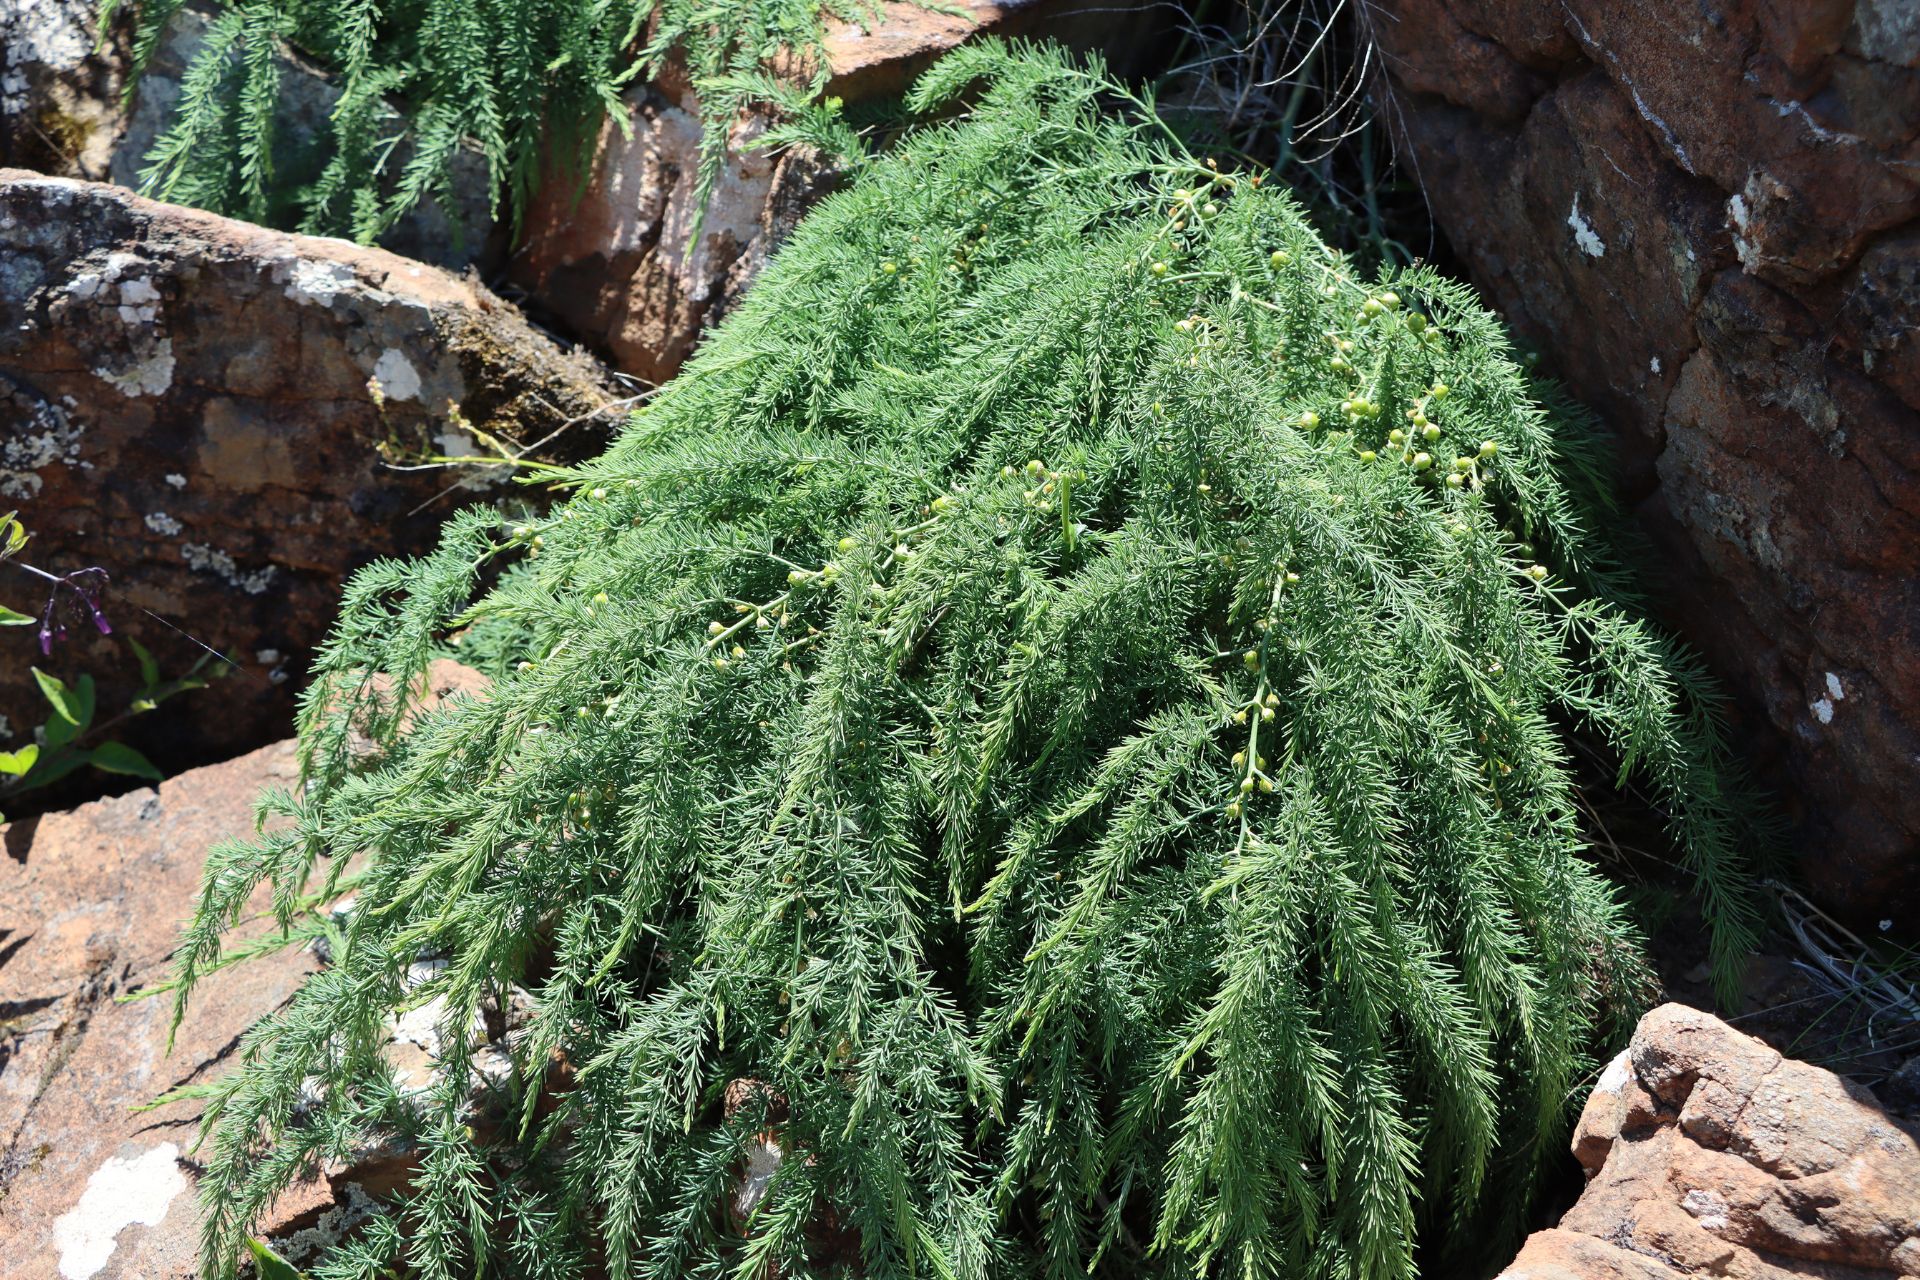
[245,1237,307,1280]
[72,674,96,732]
[0,604,34,626]
[42,714,76,750]
[20,747,86,788]
[90,742,163,781]
[32,668,76,723]
[0,744,38,777]
[129,636,161,688]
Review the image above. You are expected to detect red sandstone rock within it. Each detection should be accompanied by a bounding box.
[0,171,611,795]
[1497,1003,1920,1280]
[0,741,328,1278]
[1372,0,1920,924]
[0,661,490,1277]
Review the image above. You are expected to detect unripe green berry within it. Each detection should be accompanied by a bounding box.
[1413,452,1433,471]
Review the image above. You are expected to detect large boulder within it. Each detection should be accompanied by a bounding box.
[1500,1003,1920,1280]
[0,170,612,792]
[512,0,1169,383]
[1369,0,1920,925]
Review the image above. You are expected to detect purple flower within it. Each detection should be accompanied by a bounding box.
[31,566,111,654]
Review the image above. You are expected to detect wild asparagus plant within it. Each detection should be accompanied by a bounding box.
[169,42,1763,1280]
[104,0,883,241]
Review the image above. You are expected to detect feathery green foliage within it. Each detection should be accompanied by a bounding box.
[169,43,1764,1280]
[103,0,884,241]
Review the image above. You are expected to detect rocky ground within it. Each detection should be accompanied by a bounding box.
[2,736,1915,1277]
[2,0,1917,1276]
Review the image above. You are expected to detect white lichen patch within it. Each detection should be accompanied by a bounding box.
[2,395,86,499]
[2,0,92,112]
[1727,184,1767,272]
[96,338,175,398]
[182,542,278,595]
[1650,356,1662,375]
[285,257,359,308]
[1567,194,1606,258]
[270,1182,385,1268]
[52,1142,188,1280]
[1680,1187,1729,1232]
[1593,1049,1633,1098]
[164,472,187,488]
[371,347,423,402]
[144,511,182,536]
[1824,672,1845,702]
[435,424,511,492]
[1811,697,1834,725]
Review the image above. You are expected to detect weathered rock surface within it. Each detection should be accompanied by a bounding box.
[1371,0,1920,924]
[0,740,330,1279]
[0,170,612,791]
[2,1,491,268]
[513,0,1168,383]
[1,0,125,183]
[0,661,493,1277]
[1502,1003,1920,1280]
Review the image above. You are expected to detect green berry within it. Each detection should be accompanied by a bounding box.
[1413,452,1433,471]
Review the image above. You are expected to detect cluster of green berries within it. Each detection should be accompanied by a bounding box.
[1000,457,1078,514]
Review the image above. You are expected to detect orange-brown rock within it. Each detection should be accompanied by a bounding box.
[0,741,337,1278]
[512,0,1168,384]
[0,662,491,1276]
[1500,1003,1920,1280]
[0,170,611,797]
[1371,0,1920,925]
